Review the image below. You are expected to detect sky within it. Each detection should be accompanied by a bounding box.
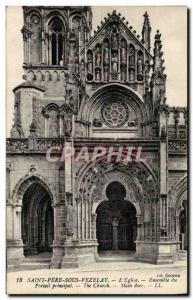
[6,6,187,135]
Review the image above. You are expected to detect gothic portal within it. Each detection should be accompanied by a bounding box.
[22,182,54,255]
[96,181,137,252]
[6,6,187,269]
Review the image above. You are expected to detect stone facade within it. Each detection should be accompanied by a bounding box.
[6,6,187,269]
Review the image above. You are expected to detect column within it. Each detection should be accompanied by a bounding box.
[126,46,129,82]
[58,114,64,137]
[44,115,49,137]
[41,30,45,63]
[81,201,84,240]
[13,205,22,240]
[109,49,112,81]
[85,202,88,240]
[101,47,104,81]
[118,47,121,81]
[76,200,80,240]
[134,49,137,82]
[91,214,97,240]
[28,35,31,63]
[159,108,168,240]
[56,34,59,65]
[89,203,92,239]
[174,110,180,139]
[112,217,118,250]
[136,214,142,241]
[93,49,95,81]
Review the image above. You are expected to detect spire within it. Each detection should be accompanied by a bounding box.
[150,30,167,116]
[152,30,166,76]
[142,11,151,51]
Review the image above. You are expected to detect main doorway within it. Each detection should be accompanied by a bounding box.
[96,181,137,253]
[21,182,54,256]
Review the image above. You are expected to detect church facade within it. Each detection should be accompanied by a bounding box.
[6,6,187,269]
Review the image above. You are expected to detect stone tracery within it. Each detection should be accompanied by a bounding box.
[76,157,158,242]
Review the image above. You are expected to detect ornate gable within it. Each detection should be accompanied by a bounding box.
[85,10,152,55]
[82,10,152,88]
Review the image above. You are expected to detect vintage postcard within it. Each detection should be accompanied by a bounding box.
[6,5,188,295]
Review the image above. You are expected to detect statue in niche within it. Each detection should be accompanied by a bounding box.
[129,50,135,67]
[75,59,79,75]
[111,28,118,50]
[80,60,85,83]
[95,46,101,66]
[121,66,126,82]
[103,45,109,66]
[69,40,76,62]
[104,67,109,82]
[137,57,143,75]
[95,68,101,81]
[112,52,118,74]
[65,118,72,137]
[87,52,93,74]
[129,69,135,82]
[161,124,167,139]
[121,47,126,64]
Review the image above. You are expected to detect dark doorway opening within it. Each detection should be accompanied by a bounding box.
[96,181,137,252]
[21,182,54,256]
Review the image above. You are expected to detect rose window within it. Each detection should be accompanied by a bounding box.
[102,101,129,127]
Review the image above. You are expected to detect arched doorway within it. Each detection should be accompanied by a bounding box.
[21,182,54,256]
[96,181,137,253]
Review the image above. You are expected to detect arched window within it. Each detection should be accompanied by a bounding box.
[49,17,65,65]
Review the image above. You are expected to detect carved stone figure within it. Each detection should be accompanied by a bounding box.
[161,124,167,139]
[111,30,118,50]
[112,52,118,74]
[103,46,109,66]
[121,47,126,64]
[95,47,101,66]
[137,57,143,74]
[87,52,93,73]
[93,118,103,127]
[129,49,135,67]
[104,67,109,82]
[95,68,101,81]
[129,69,135,82]
[65,118,72,136]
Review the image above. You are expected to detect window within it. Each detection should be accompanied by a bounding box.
[49,17,65,65]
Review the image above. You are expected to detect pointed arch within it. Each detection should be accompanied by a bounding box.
[12,174,56,205]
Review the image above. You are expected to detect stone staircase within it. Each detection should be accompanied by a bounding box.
[7,252,52,272]
[178,250,187,261]
[98,250,135,262]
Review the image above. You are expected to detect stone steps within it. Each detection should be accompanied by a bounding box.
[7,254,52,272]
[178,250,187,260]
[98,250,135,262]
[98,256,135,262]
